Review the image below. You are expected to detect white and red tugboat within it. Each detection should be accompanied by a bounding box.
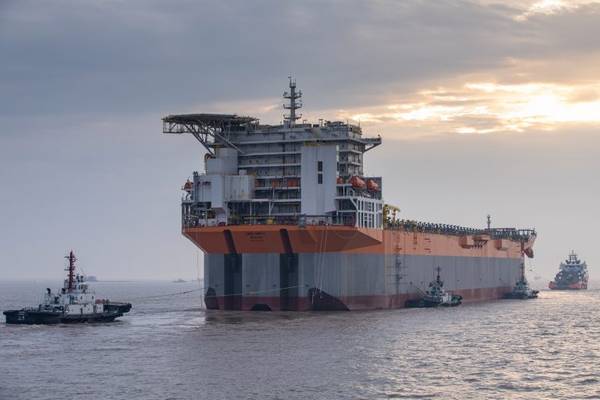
[3,251,131,324]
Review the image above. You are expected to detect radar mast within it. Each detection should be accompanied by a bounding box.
[64,250,76,292]
[283,76,302,127]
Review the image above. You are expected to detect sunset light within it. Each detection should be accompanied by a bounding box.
[342,81,600,135]
[2,1,600,398]
[516,0,600,20]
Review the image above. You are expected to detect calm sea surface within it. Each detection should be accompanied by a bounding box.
[1,280,599,400]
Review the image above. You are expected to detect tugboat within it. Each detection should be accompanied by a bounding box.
[549,251,588,290]
[405,267,462,308]
[3,251,132,324]
[504,261,538,299]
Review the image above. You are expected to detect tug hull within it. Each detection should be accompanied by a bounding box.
[3,309,124,325]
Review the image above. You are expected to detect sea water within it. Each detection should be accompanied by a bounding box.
[1,281,599,399]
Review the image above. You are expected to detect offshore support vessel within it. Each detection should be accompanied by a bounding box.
[4,251,131,324]
[549,251,588,290]
[162,78,536,311]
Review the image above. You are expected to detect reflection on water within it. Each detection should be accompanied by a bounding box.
[1,281,600,399]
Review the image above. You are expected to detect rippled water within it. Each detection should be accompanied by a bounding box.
[1,280,599,399]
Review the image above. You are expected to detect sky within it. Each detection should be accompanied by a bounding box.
[0,0,599,282]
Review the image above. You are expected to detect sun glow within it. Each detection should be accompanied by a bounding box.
[342,81,600,136]
[516,0,600,20]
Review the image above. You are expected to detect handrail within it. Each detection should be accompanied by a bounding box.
[181,209,535,241]
[182,213,355,228]
[385,220,536,240]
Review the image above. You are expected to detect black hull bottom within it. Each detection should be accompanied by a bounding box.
[307,288,350,311]
[103,302,132,314]
[3,310,124,325]
[405,297,462,308]
[503,293,539,299]
[405,299,435,308]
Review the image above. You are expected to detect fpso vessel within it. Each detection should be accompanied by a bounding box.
[549,251,588,290]
[162,78,536,311]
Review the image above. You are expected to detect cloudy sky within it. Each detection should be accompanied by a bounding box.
[1,0,599,282]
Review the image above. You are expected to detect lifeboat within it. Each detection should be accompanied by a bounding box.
[336,176,344,184]
[349,176,366,189]
[367,179,380,192]
[182,179,193,191]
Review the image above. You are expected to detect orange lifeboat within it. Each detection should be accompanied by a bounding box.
[336,177,344,184]
[350,176,366,189]
[367,179,380,192]
[182,179,193,191]
[287,178,300,187]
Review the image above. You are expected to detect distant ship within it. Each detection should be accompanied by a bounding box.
[549,251,588,290]
[3,251,131,324]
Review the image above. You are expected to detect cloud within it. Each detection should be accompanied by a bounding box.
[1,0,600,280]
[515,0,600,20]
[331,80,600,137]
[2,0,599,138]
[0,0,561,117]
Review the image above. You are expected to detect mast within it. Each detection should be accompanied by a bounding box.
[283,76,302,127]
[65,250,76,292]
[568,250,578,264]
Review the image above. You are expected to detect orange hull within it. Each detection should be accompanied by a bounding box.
[549,281,587,290]
[184,225,530,259]
[188,225,534,311]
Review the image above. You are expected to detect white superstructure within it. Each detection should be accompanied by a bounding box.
[168,78,384,229]
[40,251,104,315]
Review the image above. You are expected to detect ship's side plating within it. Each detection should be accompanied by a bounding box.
[194,227,531,310]
[204,254,519,311]
[163,78,536,311]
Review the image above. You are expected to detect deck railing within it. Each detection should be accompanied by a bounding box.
[182,210,535,241]
[385,220,536,241]
[182,213,356,229]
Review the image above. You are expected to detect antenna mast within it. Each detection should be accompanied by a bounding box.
[283,76,302,127]
[65,250,76,292]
